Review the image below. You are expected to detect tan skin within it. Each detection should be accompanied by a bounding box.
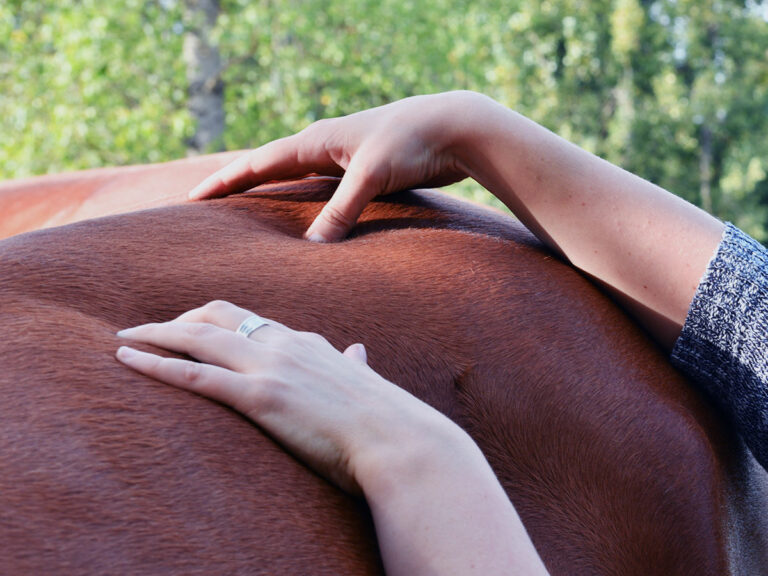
[117,90,724,575]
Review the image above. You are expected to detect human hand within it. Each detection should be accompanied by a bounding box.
[115,300,458,495]
[115,300,548,575]
[188,91,494,242]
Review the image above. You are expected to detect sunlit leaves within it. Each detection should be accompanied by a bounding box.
[1,0,190,177]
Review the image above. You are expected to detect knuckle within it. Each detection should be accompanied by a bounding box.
[296,121,324,150]
[297,122,331,160]
[185,321,218,340]
[305,117,332,134]
[299,331,327,346]
[245,149,263,176]
[301,119,348,165]
[182,361,203,385]
[148,354,165,373]
[321,204,355,232]
[202,299,232,318]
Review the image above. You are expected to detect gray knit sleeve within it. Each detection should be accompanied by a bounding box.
[671,222,768,470]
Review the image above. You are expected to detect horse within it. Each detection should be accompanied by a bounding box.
[1,163,766,575]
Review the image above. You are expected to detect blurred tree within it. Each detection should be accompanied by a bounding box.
[640,0,768,236]
[0,0,190,176]
[183,0,224,154]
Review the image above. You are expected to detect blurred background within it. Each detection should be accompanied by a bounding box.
[2,0,767,238]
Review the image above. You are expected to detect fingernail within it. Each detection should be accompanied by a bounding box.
[189,179,211,199]
[116,346,135,360]
[306,233,328,243]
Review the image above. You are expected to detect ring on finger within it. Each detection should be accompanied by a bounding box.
[236,314,270,339]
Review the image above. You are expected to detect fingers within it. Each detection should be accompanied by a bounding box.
[174,300,290,342]
[116,300,381,494]
[117,321,257,373]
[304,155,382,242]
[116,346,256,414]
[191,140,378,240]
[188,128,344,200]
[343,343,368,365]
[175,300,251,328]
[188,138,295,199]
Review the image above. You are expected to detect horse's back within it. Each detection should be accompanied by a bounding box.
[1,178,765,574]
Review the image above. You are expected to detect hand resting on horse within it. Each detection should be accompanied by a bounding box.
[117,300,549,576]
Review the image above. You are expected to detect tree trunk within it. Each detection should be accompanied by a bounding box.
[183,0,224,155]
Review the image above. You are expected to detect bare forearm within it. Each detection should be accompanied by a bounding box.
[458,95,724,349]
[359,425,548,576]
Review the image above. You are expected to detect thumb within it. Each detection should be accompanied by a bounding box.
[342,343,368,365]
[305,157,380,242]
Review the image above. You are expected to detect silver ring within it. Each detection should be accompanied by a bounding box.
[236,314,270,339]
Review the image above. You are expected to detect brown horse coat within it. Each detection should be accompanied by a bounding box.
[0,152,243,240]
[0,168,766,574]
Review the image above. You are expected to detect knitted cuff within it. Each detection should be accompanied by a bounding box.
[671,222,768,470]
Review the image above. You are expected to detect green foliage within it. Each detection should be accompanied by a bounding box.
[2,0,767,237]
[0,0,190,176]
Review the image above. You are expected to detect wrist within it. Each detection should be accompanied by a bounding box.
[352,406,481,501]
[352,411,549,576]
[440,90,505,155]
[450,94,531,200]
